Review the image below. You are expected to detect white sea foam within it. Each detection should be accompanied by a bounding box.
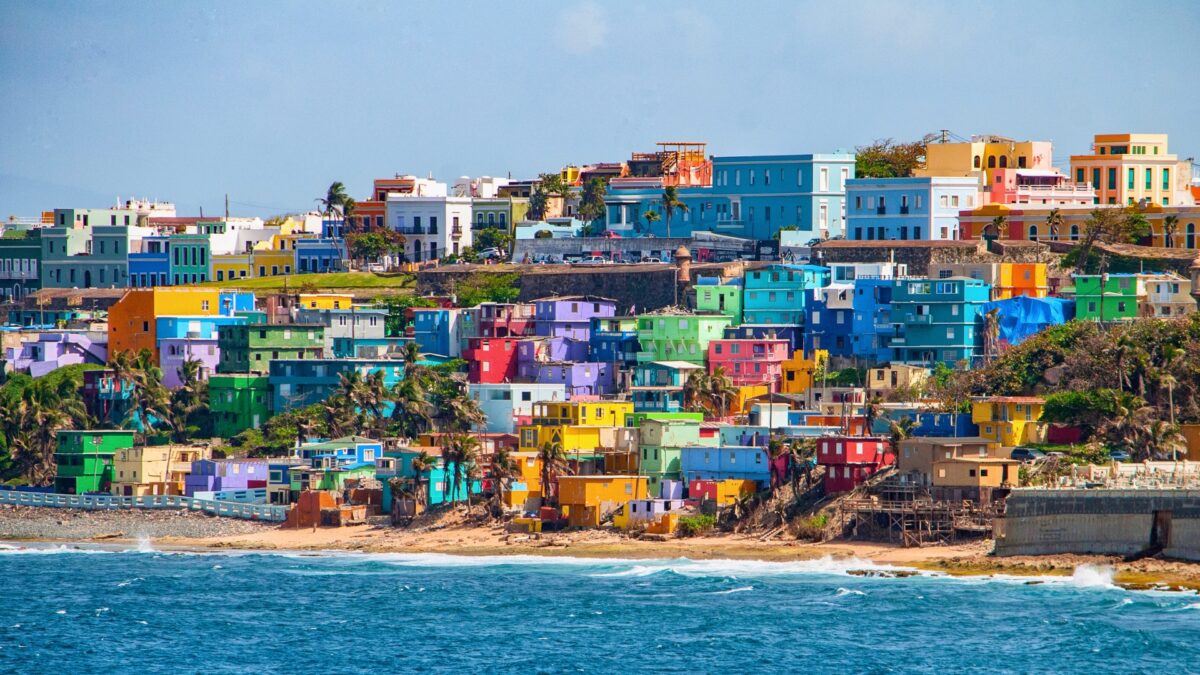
[134,536,156,553]
[1065,564,1117,589]
[835,587,867,597]
[710,586,754,595]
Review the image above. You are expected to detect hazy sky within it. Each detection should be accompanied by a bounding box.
[2,0,1198,218]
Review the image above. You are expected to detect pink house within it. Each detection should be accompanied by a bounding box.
[984,168,1095,206]
[706,339,789,389]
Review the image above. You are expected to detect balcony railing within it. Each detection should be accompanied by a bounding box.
[877,206,887,215]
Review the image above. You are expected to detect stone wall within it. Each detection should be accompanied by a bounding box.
[995,489,1200,561]
[813,240,1060,276]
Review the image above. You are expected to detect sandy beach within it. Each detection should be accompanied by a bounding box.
[4,505,1199,591]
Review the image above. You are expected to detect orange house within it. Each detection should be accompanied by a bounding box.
[107,288,226,359]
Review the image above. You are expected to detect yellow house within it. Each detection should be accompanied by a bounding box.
[931,456,1020,489]
[733,384,770,414]
[298,293,354,310]
[503,451,544,508]
[111,444,210,496]
[530,401,633,428]
[557,475,648,527]
[971,396,1047,446]
[1069,133,1193,207]
[213,254,252,282]
[866,364,930,398]
[780,350,828,395]
[917,138,1054,187]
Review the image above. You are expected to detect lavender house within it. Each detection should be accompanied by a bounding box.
[534,296,616,342]
[160,338,219,389]
[185,458,270,496]
[516,361,616,398]
[515,336,590,366]
[7,331,108,377]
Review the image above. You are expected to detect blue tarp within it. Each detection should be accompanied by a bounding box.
[980,295,1075,346]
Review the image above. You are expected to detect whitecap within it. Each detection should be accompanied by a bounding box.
[54,610,66,615]
[710,585,754,595]
[835,587,867,597]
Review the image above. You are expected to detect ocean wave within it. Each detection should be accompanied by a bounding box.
[709,586,754,595]
[834,587,867,597]
[0,544,117,555]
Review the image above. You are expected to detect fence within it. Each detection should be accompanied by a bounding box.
[0,490,289,522]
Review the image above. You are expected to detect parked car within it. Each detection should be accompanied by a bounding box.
[572,256,613,265]
[1108,450,1131,462]
[477,247,505,260]
[640,257,663,264]
[1010,447,1046,463]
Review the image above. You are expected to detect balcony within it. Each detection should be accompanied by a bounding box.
[396,226,427,235]
[876,206,887,215]
[899,206,910,214]
[905,314,933,324]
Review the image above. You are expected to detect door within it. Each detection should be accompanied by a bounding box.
[1151,510,1172,549]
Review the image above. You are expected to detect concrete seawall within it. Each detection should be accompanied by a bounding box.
[996,489,1200,561]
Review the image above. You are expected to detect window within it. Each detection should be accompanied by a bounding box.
[749,169,755,186]
[1108,168,1117,190]
[1163,168,1170,191]
[819,168,828,192]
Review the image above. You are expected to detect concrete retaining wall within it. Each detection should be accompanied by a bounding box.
[996,489,1200,561]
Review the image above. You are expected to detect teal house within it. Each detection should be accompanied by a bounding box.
[0,229,42,302]
[630,360,705,413]
[378,450,482,512]
[41,208,138,289]
[742,264,830,325]
[890,278,991,366]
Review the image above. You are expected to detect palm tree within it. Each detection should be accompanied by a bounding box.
[410,450,437,508]
[766,435,789,489]
[436,379,485,433]
[9,378,89,486]
[982,309,1001,364]
[1163,214,1179,248]
[1143,420,1186,461]
[389,378,432,439]
[1046,208,1063,242]
[681,369,710,414]
[983,215,1006,240]
[538,439,570,506]
[704,367,738,419]
[488,448,520,517]
[166,357,207,442]
[887,417,916,451]
[661,186,688,238]
[642,209,660,235]
[863,394,884,434]
[788,438,817,496]
[318,182,349,223]
[441,433,480,510]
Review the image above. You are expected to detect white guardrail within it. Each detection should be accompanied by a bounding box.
[0,490,289,522]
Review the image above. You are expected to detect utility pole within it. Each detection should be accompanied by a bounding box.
[225,194,230,220]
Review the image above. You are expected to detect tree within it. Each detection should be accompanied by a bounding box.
[854,138,926,178]
[642,209,660,234]
[1,377,88,486]
[318,182,350,224]
[983,215,1007,240]
[453,272,521,307]
[887,417,916,452]
[166,357,208,442]
[346,228,406,267]
[681,369,710,414]
[1072,207,1151,273]
[661,186,688,239]
[528,185,549,221]
[374,294,436,337]
[1163,214,1179,248]
[982,309,1001,363]
[703,367,738,419]
[473,227,513,253]
[441,432,480,510]
[863,395,884,433]
[488,448,519,517]
[538,439,570,506]
[577,177,608,224]
[1046,208,1064,241]
[410,450,437,508]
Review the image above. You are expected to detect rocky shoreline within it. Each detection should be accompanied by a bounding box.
[0,504,272,541]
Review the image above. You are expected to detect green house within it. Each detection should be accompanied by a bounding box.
[209,374,271,438]
[625,411,705,427]
[1074,274,1143,322]
[216,324,325,374]
[53,430,135,494]
[0,229,43,303]
[637,419,701,494]
[636,312,732,364]
[695,283,743,325]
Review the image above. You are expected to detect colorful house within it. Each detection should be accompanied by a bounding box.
[779,350,827,395]
[638,419,700,494]
[412,307,464,358]
[804,283,856,357]
[515,360,616,398]
[81,369,135,427]
[1142,272,1195,317]
[680,445,771,485]
[816,436,894,494]
[1072,274,1143,322]
[636,311,732,363]
[108,288,242,359]
[741,264,830,325]
[216,324,325,374]
[209,374,271,438]
[890,277,990,365]
[6,330,108,377]
[111,444,208,496]
[534,296,616,341]
[846,176,980,241]
[464,337,522,384]
[929,262,1049,300]
[557,475,648,527]
[185,458,270,496]
[1069,133,1193,206]
[850,278,897,362]
[896,436,1005,488]
[0,229,42,302]
[530,401,632,428]
[588,316,640,367]
[723,324,803,354]
[971,396,1047,446]
[53,430,135,494]
[212,253,252,282]
[468,382,568,433]
[269,359,405,413]
[631,360,704,413]
[695,279,743,324]
[865,364,930,399]
[707,338,789,389]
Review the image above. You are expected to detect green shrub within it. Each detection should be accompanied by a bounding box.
[677,514,717,537]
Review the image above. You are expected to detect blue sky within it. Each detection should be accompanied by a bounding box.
[2,0,1198,218]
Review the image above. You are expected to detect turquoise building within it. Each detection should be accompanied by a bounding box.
[41,207,139,288]
[0,229,42,302]
[890,278,991,366]
[630,361,704,412]
[741,264,830,325]
[603,153,855,240]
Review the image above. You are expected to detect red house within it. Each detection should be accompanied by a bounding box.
[816,436,895,494]
[463,337,520,383]
[706,339,789,389]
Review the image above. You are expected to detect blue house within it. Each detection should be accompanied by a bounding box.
[219,291,256,315]
[850,278,897,363]
[742,264,830,325]
[588,317,639,367]
[631,361,704,413]
[297,435,381,467]
[891,278,991,365]
[680,445,771,485]
[845,177,979,241]
[128,236,170,288]
[156,315,247,341]
[804,284,855,357]
[603,153,856,240]
[296,239,346,274]
[412,308,463,358]
[269,359,405,413]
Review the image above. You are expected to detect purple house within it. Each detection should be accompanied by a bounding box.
[7,331,108,377]
[515,336,590,366]
[159,338,219,389]
[534,296,616,342]
[185,458,270,496]
[516,361,616,398]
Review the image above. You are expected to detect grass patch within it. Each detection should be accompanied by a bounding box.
[199,272,415,291]
[677,514,717,537]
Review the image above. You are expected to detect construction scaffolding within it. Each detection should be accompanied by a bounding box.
[836,480,1004,547]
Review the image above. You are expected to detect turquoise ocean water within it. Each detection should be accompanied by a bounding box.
[1,543,1198,673]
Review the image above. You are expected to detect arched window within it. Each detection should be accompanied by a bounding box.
[1028,225,1038,241]
[499,213,507,226]
[476,213,484,224]
[1070,224,1079,241]
[487,213,496,226]
[1188,223,1196,249]
[999,156,1008,168]
[973,155,981,169]
[987,156,996,169]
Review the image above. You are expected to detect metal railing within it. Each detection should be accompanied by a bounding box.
[0,489,289,522]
